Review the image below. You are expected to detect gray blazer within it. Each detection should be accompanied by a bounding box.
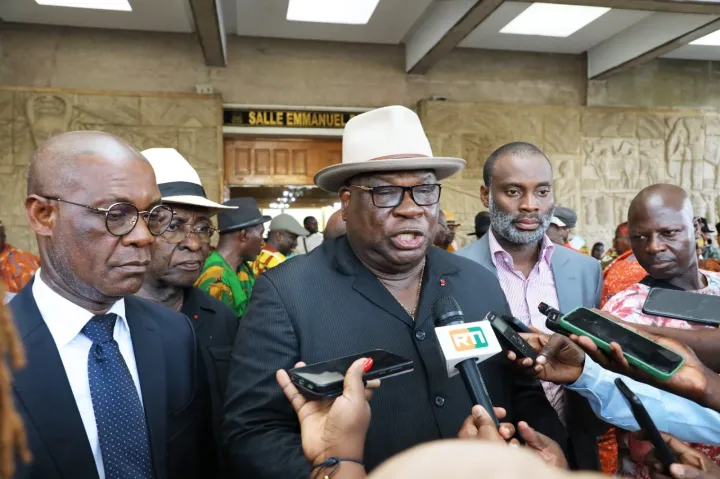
[456,232,607,471]
[456,233,602,312]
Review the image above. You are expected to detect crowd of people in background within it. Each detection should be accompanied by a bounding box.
[3,105,720,479]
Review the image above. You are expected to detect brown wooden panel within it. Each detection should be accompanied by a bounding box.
[255,149,271,175]
[233,147,251,176]
[224,137,342,186]
[293,149,307,175]
[274,149,290,175]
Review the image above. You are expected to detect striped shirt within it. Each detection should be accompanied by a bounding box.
[488,230,565,421]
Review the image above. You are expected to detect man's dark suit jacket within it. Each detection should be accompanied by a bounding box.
[11,281,215,479]
[223,235,568,478]
[182,286,238,476]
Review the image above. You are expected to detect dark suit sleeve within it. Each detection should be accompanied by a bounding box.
[510,369,569,455]
[592,260,602,308]
[222,274,309,479]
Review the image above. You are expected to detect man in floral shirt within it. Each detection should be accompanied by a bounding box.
[602,184,720,479]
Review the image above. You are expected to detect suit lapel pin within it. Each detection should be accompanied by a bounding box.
[440,279,446,287]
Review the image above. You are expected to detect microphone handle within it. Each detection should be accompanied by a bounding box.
[457,359,500,428]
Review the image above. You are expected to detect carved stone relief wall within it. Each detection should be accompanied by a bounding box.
[420,100,720,250]
[0,87,222,253]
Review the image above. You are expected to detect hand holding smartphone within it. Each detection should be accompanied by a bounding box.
[558,307,685,380]
[615,378,677,474]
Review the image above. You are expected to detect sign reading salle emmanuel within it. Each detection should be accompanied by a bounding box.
[224,107,358,129]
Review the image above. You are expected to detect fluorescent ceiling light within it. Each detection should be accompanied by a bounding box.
[691,30,720,45]
[500,3,610,37]
[287,0,380,25]
[35,0,131,11]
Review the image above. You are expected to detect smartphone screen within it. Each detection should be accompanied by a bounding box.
[561,309,684,375]
[291,350,413,387]
[643,288,720,327]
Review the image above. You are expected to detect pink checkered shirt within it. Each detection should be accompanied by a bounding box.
[488,230,565,421]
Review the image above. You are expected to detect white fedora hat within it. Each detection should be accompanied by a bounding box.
[314,105,466,193]
[142,148,236,216]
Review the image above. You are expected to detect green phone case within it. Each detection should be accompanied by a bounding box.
[558,307,685,381]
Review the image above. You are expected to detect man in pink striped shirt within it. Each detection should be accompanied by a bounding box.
[457,142,605,471]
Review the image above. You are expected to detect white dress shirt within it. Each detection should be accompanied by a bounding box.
[33,270,144,479]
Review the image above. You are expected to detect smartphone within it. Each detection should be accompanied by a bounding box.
[485,312,538,361]
[643,288,720,327]
[559,307,685,381]
[289,349,414,399]
[615,378,677,473]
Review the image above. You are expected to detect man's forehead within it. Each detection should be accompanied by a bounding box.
[494,154,552,181]
[367,171,436,184]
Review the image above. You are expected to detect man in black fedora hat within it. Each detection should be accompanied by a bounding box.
[195,197,271,319]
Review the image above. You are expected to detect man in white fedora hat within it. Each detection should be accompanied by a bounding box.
[224,106,568,478]
[138,147,238,474]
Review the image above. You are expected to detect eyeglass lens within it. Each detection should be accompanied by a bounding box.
[372,184,441,208]
[163,223,216,244]
[106,203,173,236]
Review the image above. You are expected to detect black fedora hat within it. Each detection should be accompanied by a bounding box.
[217,198,271,234]
[469,212,491,236]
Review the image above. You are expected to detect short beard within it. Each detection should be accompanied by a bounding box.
[489,196,553,245]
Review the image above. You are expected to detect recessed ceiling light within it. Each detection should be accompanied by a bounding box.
[691,29,720,45]
[35,0,131,11]
[500,3,610,37]
[286,0,380,25]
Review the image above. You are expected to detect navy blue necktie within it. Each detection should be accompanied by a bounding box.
[82,314,154,479]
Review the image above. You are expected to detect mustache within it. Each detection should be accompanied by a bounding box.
[512,214,541,222]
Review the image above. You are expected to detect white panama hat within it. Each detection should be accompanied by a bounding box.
[142,148,236,216]
[313,105,466,193]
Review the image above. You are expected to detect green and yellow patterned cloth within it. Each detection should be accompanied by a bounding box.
[195,251,256,319]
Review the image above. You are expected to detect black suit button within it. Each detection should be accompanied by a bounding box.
[435,396,445,407]
[415,330,426,341]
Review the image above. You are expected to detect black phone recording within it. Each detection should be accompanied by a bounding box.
[485,312,537,361]
[643,288,720,327]
[615,378,677,473]
[289,349,414,399]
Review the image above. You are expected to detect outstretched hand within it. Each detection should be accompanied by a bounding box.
[572,310,710,405]
[276,358,380,466]
[507,328,586,384]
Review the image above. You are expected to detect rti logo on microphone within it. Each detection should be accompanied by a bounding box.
[450,327,489,351]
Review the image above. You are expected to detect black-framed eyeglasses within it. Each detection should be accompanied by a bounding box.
[352,184,442,208]
[40,196,174,237]
[162,222,218,245]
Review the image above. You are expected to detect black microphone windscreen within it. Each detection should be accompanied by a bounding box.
[434,295,464,327]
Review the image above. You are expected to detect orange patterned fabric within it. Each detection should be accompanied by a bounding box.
[0,244,40,293]
[598,430,619,475]
[601,250,647,307]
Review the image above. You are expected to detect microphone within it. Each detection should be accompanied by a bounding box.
[433,295,502,428]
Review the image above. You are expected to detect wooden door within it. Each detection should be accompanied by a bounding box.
[224,137,342,186]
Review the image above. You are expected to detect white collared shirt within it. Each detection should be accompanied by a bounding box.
[32,270,143,479]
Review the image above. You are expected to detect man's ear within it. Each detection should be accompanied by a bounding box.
[480,185,490,209]
[26,195,57,237]
[339,188,351,222]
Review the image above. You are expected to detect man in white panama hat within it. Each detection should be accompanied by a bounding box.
[138,147,238,476]
[224,106,568,478]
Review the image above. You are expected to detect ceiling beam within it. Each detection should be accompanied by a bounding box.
[537,0,720,15]
[187,0,227,67]
[405,0,505,75]
[588,13,720,80]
